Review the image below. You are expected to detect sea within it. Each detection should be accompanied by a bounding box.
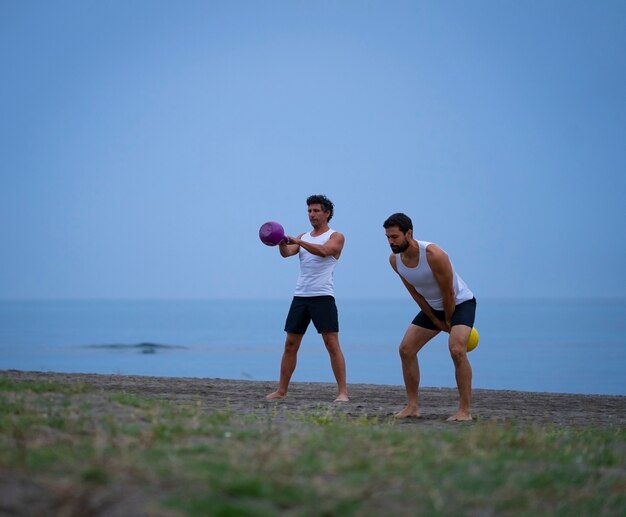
[1,298,624,396]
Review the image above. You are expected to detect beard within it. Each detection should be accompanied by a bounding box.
[390,240,409,253]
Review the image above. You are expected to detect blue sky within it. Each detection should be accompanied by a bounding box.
[1,1,625,300]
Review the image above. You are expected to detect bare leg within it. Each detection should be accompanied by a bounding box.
[266,333,303,400]
[447,325,473,421]
[395,325,438,418]
[322,332,349,401]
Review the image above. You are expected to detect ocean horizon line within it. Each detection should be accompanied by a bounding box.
[2,296,625,303]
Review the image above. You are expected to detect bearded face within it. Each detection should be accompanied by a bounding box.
[389,237,410,254]
[385,225,412,254]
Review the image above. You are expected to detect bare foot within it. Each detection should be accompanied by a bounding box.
[394,405,420,419]
[265,391,286,401]
[334,394,349,402]
[447,410,472,421]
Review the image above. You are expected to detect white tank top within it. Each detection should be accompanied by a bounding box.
[294,229,337,297]
[395,240,473,310]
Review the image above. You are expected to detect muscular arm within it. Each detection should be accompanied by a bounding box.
[426,244,456,330]
[288,232,344,259]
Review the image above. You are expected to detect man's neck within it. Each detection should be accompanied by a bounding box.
[310,223,330,237]
[401,239,420,259]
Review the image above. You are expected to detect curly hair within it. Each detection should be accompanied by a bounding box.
[307,194,334,221]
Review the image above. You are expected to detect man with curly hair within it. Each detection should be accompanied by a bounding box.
[266,195,349,402]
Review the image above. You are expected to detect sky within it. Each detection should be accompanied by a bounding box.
[1,0,625,301]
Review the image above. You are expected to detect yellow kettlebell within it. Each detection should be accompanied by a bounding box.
[467,327,480,352]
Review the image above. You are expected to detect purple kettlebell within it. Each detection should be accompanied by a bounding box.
[259,221,285,246]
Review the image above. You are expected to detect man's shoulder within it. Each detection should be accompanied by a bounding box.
[424,241,442,253]
[425,242,449,263]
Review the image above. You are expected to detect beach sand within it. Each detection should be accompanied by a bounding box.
[2,369,624,428]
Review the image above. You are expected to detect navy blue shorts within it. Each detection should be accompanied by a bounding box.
[412,297,477,330]
[285,296,339,334]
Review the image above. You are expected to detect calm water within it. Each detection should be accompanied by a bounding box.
[0,298,624,396]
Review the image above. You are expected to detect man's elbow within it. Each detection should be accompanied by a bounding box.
[322,248,341,257]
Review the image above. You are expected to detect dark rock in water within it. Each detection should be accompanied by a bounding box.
[85,342,186,353]
[136,343,161,352]
[138,343,157,354]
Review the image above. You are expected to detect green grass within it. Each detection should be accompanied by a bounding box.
[0,379,624,516]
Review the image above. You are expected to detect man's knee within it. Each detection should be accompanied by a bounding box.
[284,334,303,352]
[449,345,467,365]
[322,332,340,350]
[448,336,468,364]
[448,326,471,363]
[399,328,434,358]
[398,342,414,360]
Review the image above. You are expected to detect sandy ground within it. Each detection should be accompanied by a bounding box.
[2,369,625,428]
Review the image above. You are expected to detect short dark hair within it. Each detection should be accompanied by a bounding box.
[307,194,334,221]
[383,213,413,233]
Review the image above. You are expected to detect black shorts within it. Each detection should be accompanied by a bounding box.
[412,297,477,330]
[285,296,339,334]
